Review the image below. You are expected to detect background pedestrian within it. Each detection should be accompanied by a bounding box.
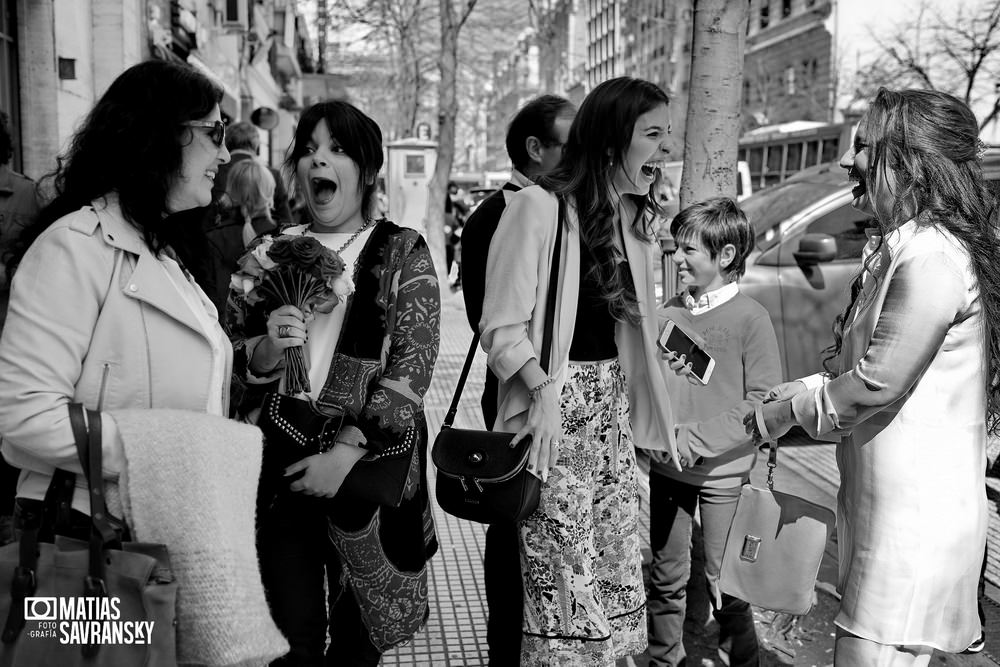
[461,92,575,666]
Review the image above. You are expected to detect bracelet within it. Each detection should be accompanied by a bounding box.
[528,376,555,401]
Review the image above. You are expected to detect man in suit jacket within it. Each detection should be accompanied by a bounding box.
[460,93,575,665]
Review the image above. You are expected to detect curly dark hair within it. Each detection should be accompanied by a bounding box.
[824,87,1000,433]
[8,59,223,274]
[539,77,669,325]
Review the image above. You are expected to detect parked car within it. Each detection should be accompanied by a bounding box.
[740,152,1000,381]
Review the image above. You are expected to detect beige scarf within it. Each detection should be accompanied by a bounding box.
[109,409,288,667]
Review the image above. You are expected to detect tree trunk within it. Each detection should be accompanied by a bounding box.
[680,0,750,207]
[425,0,465,292]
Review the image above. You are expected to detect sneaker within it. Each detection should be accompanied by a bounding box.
[962,632,985,654]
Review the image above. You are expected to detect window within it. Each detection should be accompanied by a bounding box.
[765,145,784,186]
[786,142,802,173]
[785,65,796,95]
[804,205,874,261]
[782,0,792,18]
[821,139,840,163]
[404,154,426,177]
[759,1,770,28]
[805,140,820,167]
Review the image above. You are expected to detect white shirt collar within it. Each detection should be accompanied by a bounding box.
[509,169,534,189]
[682,281,739,314]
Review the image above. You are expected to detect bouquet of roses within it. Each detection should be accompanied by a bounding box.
[230,234,355,395]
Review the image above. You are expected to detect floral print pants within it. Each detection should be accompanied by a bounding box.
[520,359,646,666]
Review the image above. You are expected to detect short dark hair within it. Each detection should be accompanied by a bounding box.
[506,95,576,172]
[226,121,260,153]
[670,197,754,280]
[284,101,383,220]
[0,111,12,165]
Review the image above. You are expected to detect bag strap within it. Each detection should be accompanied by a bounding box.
[2,406,86,645]
[443,196,565,428]
[69,403,118,658]
[754,404,780,490]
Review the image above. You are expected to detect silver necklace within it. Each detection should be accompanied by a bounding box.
[306,218,376,255]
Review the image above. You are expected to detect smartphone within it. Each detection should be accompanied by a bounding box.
[657,319,716,385]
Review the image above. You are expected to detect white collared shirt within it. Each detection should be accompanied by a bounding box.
[682,281,739,315]
[509,168,534,189]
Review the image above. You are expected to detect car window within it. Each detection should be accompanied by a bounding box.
[741,180,846,248]
[804,205,873,260]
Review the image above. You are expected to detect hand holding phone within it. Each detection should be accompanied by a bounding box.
[657,319,716,385]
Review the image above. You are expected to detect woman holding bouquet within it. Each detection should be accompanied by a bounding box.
[229,100,441,666]
[479,77,678,665]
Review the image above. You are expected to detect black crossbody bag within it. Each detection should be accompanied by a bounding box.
[432,198,564,524]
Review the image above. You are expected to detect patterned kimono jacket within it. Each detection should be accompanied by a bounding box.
[228,218,441,651]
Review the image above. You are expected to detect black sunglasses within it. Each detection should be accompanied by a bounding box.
[182,120,226,148]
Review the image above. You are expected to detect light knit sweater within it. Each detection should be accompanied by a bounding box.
[110,409,288,667]
[651,292,782,487]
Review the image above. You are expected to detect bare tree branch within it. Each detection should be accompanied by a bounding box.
[861,0,1000,131]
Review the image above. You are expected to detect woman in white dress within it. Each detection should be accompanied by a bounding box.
[749,88,1000,665]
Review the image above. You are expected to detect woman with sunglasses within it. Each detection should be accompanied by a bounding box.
[0,60,286,662]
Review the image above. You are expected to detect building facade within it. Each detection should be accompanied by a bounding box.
[485,29,544,171]
[743,0,835,131]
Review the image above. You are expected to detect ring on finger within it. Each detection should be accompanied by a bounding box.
[277,324,291,338]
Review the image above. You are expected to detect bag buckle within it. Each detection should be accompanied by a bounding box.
[740,535,762,562]
[458,476,484,493]
[11,566,36,596]
[84,575,107,597]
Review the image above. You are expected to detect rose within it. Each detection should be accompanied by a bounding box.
[251,239,278,271]
[312,294,340,314]
[236,252,267,278]
[313,251,347,282]
[267,236,325,269]
[229,273,260,298]
[289,236,325,265]
[332,275,354,298]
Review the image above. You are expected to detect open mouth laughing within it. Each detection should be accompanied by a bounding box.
[641,160,668,179]
[848,170,866,199]
[311,177,338,205]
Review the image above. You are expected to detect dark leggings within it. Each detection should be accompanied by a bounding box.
[257,493,381,667]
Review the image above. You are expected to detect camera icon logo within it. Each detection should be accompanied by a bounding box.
[24,597,57,621]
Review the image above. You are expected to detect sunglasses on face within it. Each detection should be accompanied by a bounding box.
[182,120,226,148]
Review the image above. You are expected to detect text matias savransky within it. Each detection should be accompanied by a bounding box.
[25,596,155,645]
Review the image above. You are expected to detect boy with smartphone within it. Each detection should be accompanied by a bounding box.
[646,197,782,667]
